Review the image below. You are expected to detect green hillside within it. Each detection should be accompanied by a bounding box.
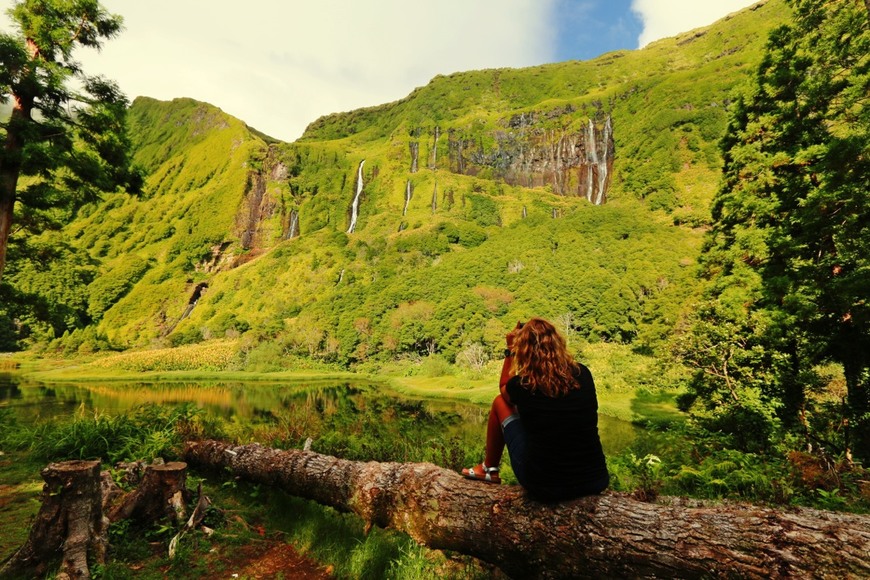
[6,0,791,367]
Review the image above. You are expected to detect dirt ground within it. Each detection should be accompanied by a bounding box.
[209,540,334,579]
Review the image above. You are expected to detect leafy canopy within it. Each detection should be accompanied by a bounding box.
[679,0,870,459]
[0,0,138,282]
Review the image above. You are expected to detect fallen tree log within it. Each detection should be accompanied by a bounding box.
[183,440,870,579]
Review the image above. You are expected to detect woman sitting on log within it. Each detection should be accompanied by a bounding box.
[462,318,609,501]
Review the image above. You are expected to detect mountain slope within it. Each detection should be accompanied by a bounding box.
[61,97,266,344]
[10,0,790,363]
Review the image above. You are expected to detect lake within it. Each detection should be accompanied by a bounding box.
[0,373,640,469]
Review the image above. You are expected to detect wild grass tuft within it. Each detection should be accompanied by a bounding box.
[6,403,220,463]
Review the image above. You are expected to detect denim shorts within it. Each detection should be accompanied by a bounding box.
[502,414,530,487]
[502,414,609,502]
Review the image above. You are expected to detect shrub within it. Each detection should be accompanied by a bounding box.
[700,403,777,454]
[419,354,454,378]
[208,312,250,336]
[456,343,490,378]
[465,193,501,227]
[87,256,151,319]
[243,340,289,372]
[168,325,203,347]
[46,326,113,356]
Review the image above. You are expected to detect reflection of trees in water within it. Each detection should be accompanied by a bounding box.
[86,383,233,411]
[4,377,640,465]
[0,377,22,403]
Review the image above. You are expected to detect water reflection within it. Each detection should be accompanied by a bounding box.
[0,373,639,457]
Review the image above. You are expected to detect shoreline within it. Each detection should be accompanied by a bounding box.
[4,358,683,425]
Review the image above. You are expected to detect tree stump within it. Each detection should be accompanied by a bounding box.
[0,460,107,580]
[108,461,190,524]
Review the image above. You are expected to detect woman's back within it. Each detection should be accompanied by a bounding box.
[505,363,608,500]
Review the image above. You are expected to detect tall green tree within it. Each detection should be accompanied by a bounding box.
[0,0,137,282]
[681,0,869,458]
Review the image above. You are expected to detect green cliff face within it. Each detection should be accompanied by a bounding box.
[10,0,790,362]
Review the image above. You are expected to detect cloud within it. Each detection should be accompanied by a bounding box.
[7,1,766,143]
[630,0,760,48]
[59,0,554,141]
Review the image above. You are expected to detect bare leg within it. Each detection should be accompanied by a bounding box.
[467,394,516,477]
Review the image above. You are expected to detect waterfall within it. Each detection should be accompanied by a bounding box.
[337,269,345,284]
[522,206,527,219]
[586,119,597,203]
[403,180,412,216]
[286,210,299,239]
[409,142,419,173]
[430,126,440,168]
[594,115,612,206]
[179,301,197,322]
[431,181,438,213]
[172,282,208,332]
[347,160,365,234]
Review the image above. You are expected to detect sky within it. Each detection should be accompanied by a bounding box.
[1,0,760,142]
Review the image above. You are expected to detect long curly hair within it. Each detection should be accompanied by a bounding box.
[511,318,579,397]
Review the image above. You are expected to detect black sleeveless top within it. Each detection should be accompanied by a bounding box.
[505,363,609,499]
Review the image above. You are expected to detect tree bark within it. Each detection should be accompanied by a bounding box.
[0,113,23,283]
[0,460,107,580]
[183,440,870,579]
[107,461,190,524]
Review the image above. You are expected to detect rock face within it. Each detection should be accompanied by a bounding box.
[444,112,614,204]
[238,145,286,250]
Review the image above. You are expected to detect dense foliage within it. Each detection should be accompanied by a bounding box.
[676,0,870,460]
[0,0,139,348]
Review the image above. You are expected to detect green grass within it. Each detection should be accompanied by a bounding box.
[212,478,490,579]
[0,451,43,563]
[1,403,211,464]
[387,375,496,406]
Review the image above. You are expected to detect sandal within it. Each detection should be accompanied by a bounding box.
[462,462,501,484]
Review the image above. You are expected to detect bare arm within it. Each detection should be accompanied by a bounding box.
[499,355,513,400]
[499,321,523,403]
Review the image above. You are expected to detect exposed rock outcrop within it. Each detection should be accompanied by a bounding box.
[444,113,614,204]
[238,149,283,250]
